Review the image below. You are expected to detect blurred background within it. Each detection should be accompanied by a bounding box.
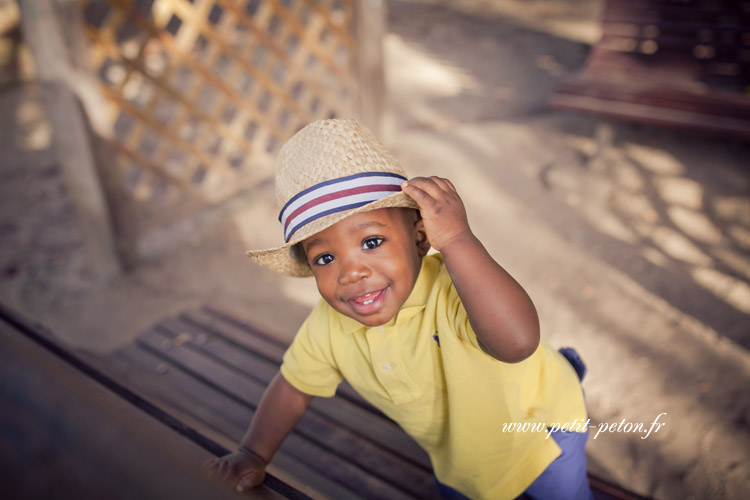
[1,0,748,499]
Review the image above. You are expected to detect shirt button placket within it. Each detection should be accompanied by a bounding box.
[377,327,391,375]
[368,326,396,399]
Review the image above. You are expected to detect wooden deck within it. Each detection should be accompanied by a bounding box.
[0,299,650,500]
[100,304,650,500]
[0,303,298,499]
[106,305,438,500]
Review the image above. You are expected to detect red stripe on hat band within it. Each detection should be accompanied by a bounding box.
[283,184,401,233]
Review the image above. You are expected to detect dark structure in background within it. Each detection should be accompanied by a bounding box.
[550,0,750,139]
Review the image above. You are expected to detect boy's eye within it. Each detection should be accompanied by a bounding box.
[313,253,334,266]
[362,237,384,250]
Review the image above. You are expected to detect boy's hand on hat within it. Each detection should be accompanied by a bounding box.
[402,177,472,251]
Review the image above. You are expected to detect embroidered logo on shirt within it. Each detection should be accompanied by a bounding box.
[432,331,440,348]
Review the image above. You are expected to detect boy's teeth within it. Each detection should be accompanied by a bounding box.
[354,291,379,304]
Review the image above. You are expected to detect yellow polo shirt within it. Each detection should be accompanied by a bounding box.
[280,254,587,499]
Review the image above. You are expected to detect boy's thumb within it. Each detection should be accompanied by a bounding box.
[236,478,250,492]
[236,471,264,492]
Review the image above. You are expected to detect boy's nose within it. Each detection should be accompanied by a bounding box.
[338,259,370,285]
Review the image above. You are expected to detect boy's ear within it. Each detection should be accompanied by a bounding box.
[414,218,431,256]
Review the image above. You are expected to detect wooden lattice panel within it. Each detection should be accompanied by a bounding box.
[80,0,356,232]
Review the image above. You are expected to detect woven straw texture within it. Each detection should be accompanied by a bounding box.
[246,119,418,277]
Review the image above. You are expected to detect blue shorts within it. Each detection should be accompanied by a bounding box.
[520,428,594,500]
[435,428,594,500]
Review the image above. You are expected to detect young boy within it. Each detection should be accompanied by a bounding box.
[206,119,592,499]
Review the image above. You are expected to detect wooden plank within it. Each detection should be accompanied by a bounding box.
[0,319,277,500]
[181,308,288,361]
[113,343,252,441]
[17,0,121,280]
[352,0,386,136]
[129,330,425,500]
[191,306,375,409]
[164,311,433,470]
[183,307,367,405]
[554,74,750,118]
[601,0,750,12]
[134,326,427,498]
[137,323,438,499]
[549,92,750,139]
[111,342,361,500]
[182,307,365,404]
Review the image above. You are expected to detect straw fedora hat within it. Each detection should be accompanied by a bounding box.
[246,118,419,277]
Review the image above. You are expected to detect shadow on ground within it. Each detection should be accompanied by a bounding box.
[388,0,749,347]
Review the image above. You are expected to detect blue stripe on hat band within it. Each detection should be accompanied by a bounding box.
[285,200,374,242]
[278,172,407,223]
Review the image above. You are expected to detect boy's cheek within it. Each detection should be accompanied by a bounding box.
[313,278,338,306]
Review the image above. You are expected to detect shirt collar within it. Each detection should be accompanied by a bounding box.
[338,254,440,334]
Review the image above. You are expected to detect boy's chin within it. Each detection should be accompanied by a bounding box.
[339,308,395,328]
[356,316,393,328]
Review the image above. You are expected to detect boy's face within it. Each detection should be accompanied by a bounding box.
[302,208,429,327]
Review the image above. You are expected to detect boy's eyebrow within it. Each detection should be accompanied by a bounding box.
[304,237,325,252]
[355,221,387,231]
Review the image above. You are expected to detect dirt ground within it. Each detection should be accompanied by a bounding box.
[1,1,749,499]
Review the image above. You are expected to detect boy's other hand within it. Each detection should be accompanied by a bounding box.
[402,177,472,251]
[204,447,267,492]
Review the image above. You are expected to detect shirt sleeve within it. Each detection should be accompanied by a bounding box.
[280,300,343,397]
[441,267,484,352]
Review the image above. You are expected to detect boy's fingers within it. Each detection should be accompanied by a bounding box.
[219,461,233,481]
[429,176,457,193]
[437,177,458,193]
[204,458,225,477]
[406,176,446,198]
[401,181,435,208]
[406,177,460,205]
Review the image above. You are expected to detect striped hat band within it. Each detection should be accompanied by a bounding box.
[278,171,407,242]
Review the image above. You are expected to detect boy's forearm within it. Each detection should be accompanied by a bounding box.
[441,232,540,363]
[239,372,313,463]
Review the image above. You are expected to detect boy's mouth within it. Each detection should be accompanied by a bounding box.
[348,288,388,314]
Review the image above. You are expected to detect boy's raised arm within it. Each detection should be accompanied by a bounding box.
[205,371,313,492]
[402,177,540,363]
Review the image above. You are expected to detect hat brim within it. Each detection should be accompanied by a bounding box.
[245,191,419,277]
